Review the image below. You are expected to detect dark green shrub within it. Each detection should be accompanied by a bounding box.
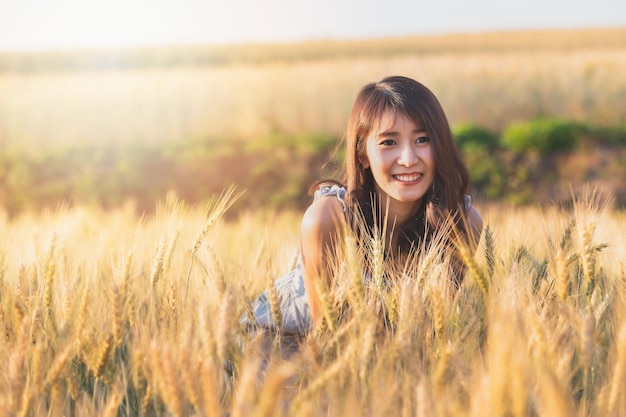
[591,125,626,146]
[501,119,588,154]
[463,147,507,200]
[452,123,499,151]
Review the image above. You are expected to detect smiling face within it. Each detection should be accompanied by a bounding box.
[360,110,435,217]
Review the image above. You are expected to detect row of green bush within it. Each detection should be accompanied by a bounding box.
[451,120,626,203]
[0,119,624,217]
[453,119,626,154]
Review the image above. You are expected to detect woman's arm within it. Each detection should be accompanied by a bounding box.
[300,196,346,323]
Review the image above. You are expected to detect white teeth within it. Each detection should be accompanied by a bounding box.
[394,173,421,182]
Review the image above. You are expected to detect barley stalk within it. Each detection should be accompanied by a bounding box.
[198,305,215,356]
[345,234,364,313]
[580,311,596,414]
[430,285,444,343]
[416,379,434,417]
[75,284,89,339]
[314,275,337,333]
[166,278,178,328]
[205,243,227,294]
[371,231,385,292]
[111,283,123,348]
[215,290,234,364]
[164,230,179,272]
[265,274,283,333]
[290,343,355,413]
[153,342,184,417]
[581,312,595,369]
[555,247,569,302]
[578,221,597,295]
[433,341,452,391]
[121,251,133,295]
[44,343,74,387]
[187,186,244,299]
[91,337,113,381]
[8,318,29,414]
[43,234,57,319]
[179,329,202,412]
[358,322,376,399]
[535,361,575,417]
[100,378,126,417]
[200,355,223,417]
[151,234,168,287]
[483,224,496,279]
[607,320,626,415]
[413,247,438,299]
[140,382,153,417]
[255,361,298,417]
[457,240,488,296]
[560,218,576,250]
[393,279,416,357]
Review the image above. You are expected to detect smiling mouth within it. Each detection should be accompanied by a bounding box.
[393,173,422,183]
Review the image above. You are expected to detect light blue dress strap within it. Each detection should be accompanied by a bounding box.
[314,184,347,212]
[464,194,472,210]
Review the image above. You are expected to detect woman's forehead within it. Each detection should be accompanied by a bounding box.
[372,110,424,133]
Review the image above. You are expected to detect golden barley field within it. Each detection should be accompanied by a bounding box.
[0,186,625,416]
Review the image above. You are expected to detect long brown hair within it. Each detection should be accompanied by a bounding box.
[342,76,470,252]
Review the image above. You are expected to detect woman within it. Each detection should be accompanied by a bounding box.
[249,75,483,336]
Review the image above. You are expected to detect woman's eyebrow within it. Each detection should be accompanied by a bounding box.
[376,128,427,137]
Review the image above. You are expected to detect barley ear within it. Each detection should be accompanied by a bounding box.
[187,186,244,299]
[560,217,576,250]
[100,377,126,417]
[370,231,385,292]
[205,243,226,295]
[578,221,597,297]
[555,247,569,303]
[43,234,57,322]
[112,283,124,348]
[483,224,496,279]
[314,275,337,333]
[265,274,283,334]
[215,290,234,364]
[456,239,488,296]
[151,234,167,287]
[345,234,365,313]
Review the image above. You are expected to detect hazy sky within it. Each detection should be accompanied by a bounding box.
[1,0,625,51]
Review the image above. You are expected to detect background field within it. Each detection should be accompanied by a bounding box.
[2,28,625,146]
[0,27,625,216]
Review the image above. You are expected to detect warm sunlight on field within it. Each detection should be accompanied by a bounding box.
[1,28,626,415]
[0,188,625,416]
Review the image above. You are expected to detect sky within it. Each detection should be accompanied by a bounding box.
[0,0,625,51]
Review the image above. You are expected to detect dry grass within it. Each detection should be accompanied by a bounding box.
[0,186,624,416]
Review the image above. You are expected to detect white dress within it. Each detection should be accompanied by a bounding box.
[246,184,346,335]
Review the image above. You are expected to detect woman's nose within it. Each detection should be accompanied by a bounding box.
[397,143,418,166]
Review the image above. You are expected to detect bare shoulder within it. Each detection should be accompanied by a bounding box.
[301,194,346,237]
[465,203,484,244]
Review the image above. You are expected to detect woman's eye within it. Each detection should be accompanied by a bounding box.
[416,136,430,144]
[380,139,396,146]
